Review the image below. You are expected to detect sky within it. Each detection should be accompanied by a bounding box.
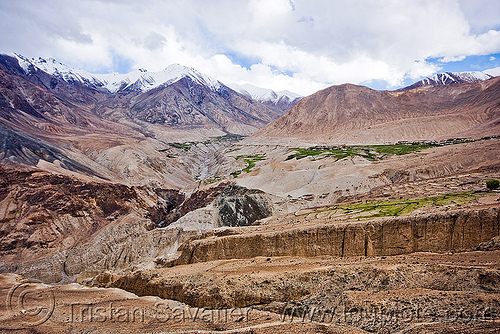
[1,0,500,96]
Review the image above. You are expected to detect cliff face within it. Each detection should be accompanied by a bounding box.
[170,207,500,265]
[0,165,143,262]
[101,205,500,311]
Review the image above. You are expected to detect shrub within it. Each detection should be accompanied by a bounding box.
[486,179,500,190]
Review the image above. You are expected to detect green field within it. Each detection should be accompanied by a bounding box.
[321,191,480,218]
[286,137,499,162]
[287,142,439,161]
[231,154,266,177]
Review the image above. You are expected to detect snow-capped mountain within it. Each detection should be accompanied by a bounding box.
[404,71,493,90]
[12,53,221,94]
[484,66,500,77]
[11,53,300,114]
[228,83,302,113]
[2,53,284,139]
[228,83,301,103]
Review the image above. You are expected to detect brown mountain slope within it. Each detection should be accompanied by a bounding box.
[95,77,283,138]
[252,77,500,144]
[0,63,196,187]
[0,54,285,186]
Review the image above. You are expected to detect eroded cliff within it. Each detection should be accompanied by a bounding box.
[169,207,500,265]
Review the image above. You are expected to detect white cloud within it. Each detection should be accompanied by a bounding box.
[407,61,442,80]
[484,66,500,76]
[458,0,500,34]
[54,34,112,72]
[439,56,467,63]
[1,0,500,95]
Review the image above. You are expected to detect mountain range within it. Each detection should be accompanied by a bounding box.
[228,82,302,113]
[403,71,494,90]
[12,53,301,112]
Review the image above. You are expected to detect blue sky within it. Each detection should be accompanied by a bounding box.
[363,53,500,90]
[1,0,500,95]
[431,53,500,72]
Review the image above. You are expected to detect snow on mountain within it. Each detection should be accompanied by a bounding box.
[11,53,221,93]
[404,71,493,90]
[484,66,500,77]
[460,71,494,81]
[13,53,108,88]
[419,71,491,86]
[228,83,301,103]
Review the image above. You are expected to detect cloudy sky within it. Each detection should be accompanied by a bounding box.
[1,0,500,95]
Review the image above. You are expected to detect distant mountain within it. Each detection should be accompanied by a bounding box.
[13,53,222,94]
[403,71,493,90]
[484,66,500,77]
[228,83,301,113]
[252,76,500,145]
[4,53,284,136]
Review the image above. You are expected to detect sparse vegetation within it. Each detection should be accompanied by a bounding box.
[166,135,245,153]
[202,176,222,184]
[285,146,360,161]
[226,147,241,153]
[231,154,266,178]
[365,143,437,155]
[487,179,500,190]
[284,137,500,162]
[199,134,246,145]
[158,148,176,158]
[168,142,192,151]
[309,191,481,219]
[231,170,242,178]
[207,134,245,143]
[286,142,436,161]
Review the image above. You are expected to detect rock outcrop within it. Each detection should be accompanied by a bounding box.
[0,164,279,282]
[214,185,273,227]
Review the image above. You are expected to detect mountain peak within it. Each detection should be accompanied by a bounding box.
[404,71,493,90]
[9,53,221,94]
[228,83,301,103]
[164,63,191,72]
[159,63,221,90]
[228,82,302,113]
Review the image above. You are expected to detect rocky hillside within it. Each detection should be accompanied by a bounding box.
[9,54,283,135]
[0,163,276,282]
[252,77,500,144]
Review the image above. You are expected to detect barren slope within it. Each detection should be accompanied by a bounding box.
[252,77,500,144]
